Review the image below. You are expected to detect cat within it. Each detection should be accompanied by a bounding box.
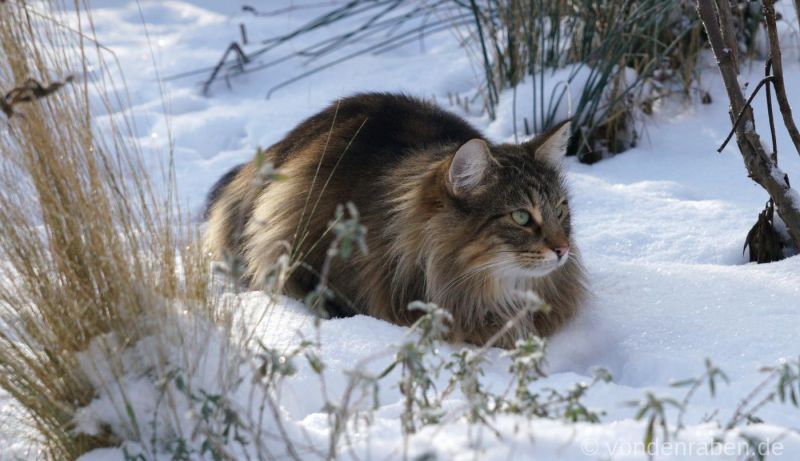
[204,93,586,348]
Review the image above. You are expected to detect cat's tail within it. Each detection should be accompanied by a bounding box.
[203,162,258,266]
[203,163,245,220]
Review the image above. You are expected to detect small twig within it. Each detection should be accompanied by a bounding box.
[242,3,338,17]
[763,0,800,159]
[202,42,250,95]
[675,378,703,432]
[724,370,778,430]
[765,59,777,163]
[468,0,498,119]
[795,0,800,39]
[239,23,248,45]
[717,76,774,153]
[264,392,305,461]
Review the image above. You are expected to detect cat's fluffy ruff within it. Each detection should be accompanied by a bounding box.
[204,93,587,348]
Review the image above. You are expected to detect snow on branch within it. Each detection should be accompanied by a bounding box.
[695,0,800,251]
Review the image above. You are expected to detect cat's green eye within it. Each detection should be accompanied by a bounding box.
[511,210,531,226]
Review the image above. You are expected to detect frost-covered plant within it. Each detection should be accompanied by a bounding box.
[445,349,495,425]
[557,369,613,423]
[628,392,682,449]
[671,358,729,433]
[120,202,373,461]
[502,337,610,423]
[390,302,453,434]
[169,373,248,461]
[304,201,368,319]
[505,336,548,405]
[628,357,800,457]
[724,358,800,430]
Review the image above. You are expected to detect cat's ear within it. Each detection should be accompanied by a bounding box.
[528,119,571,166]
[448,139,491,195]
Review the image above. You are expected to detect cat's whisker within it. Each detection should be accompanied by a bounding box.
[432,262,499,300]
[435,259,516,300]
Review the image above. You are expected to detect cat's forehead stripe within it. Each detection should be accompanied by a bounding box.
[531,207,543,225]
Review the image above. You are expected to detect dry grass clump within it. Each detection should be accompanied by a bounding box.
[197,1,768,163]
[193,0,706,162]
[462,0,770,161]
[0,1,220,458]
[461,0,705,161]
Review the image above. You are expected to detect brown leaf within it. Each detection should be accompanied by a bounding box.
[1,75,74,119]
[743,200,784,263]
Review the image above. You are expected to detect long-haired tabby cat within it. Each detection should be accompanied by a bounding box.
[204,93,586,348]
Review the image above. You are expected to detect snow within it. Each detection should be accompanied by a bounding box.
[2,1,800,459]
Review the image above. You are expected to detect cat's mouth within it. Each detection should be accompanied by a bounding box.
[511,250,568,278]
[517,261,559,277]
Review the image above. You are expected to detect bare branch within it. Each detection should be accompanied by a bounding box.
[717,75,774,153]
[714,0,739,69]
[695,0,800,249]
[763,0,800,159]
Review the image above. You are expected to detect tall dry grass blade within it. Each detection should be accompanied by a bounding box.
[0,1,218,458]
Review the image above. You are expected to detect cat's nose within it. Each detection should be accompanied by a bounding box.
[552,245,570,260]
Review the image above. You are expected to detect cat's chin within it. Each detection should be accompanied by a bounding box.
[518,265,559,278]
[502,260,562,279]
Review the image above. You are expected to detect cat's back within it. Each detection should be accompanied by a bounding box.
[270,93,482,168]
[205,93,485,292]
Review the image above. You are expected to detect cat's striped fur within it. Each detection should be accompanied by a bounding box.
[204,93,587,347]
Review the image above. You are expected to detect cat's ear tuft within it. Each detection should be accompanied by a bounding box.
[531,120,571,166]
[448,139,491,195]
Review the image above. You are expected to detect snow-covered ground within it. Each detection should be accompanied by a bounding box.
[2,1,800,459]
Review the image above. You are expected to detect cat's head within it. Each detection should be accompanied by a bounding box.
[442,120,574,280]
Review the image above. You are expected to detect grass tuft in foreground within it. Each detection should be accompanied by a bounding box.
[0,1,222,458]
